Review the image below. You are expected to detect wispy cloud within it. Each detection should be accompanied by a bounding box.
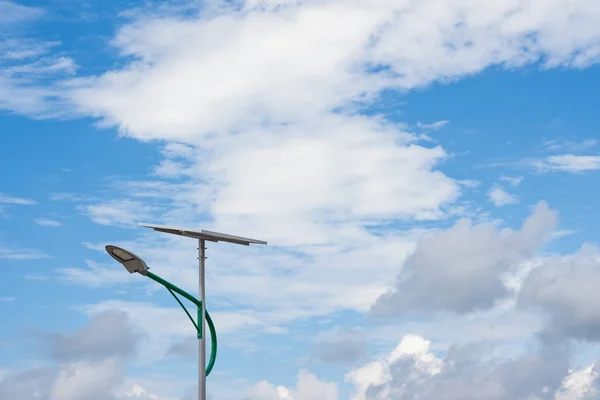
[0,2,77,117]
[49,192,94,202]
[0,243,51,260]
[55,261,131,287]
[541,138,598,152]
[79,199,159,227]
[500,176,523,186]
[0,1,42,25]
[417,120,450,130]
[0,193,37,205]
[34,217,62,227]
[531,155,600,172]
[152,159,190,178]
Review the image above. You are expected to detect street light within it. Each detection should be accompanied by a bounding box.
[106,223,267,400]
[104,244,219,377]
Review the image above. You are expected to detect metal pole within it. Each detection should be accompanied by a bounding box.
[198,239,206,400]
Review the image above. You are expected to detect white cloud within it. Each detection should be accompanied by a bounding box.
[248,370,338,400]
[204,116,459,246]
[488,185,519,206]
[311,327,367,365]
[345,334,442,400]
[53,1,600,334]
[417,120,449,130]
[542,138,597,153]
[519,243,600,342]
[370,314,543,359]
[66,0,600,141]
[49,192,93,202]
[151,143,196,177]
[80,199,159,227]
[346,333,577,400]
[0,1,77,117]
[371,201,557,315]
[34,218,62,227]
[555,362,600,400]
[56,261,133,288]
[79,299,275,364]
[0,193,37,205]
[6,1,600,337]
[0,242,51,260]
[160,142,196,160]
[4,3,600,399]
[0,39,76,116]
[531,155,600,172]
[0,311,168,400]
[152,159,189,178]
[0,1,42,25]
[75,226,420,330]
[500,176,523,186]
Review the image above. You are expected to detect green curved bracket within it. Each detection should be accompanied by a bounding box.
[145,271,217,377]
[205,309,217,376]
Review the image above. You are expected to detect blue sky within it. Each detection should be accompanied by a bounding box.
[2,0,600,399]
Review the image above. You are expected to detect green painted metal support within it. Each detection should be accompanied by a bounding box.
[146,271,217,377]
[167,286,199,333]
[146,271,200,306]
[205,307,217,376]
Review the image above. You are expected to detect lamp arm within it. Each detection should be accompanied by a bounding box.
[145,271,218,376]
[166,286,200,332]
[146,271,200,307]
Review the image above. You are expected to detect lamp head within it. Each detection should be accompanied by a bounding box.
[105,245,149,275]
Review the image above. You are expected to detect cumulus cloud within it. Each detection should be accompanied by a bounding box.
[203,116,459,245]
[0,310,164,400]
[519,243,600,342]
[0,366,56,400]
[371,201,557,316]
[165,336,197,360]
[311,327,366,366]
[555,362,600,400]
[65,0,600,141]
[247,370,338,400]
[49,310,141,361]
[4,1,600,398]
[33,0,600,355]
[488,185,519,207]
[346,334,573,400]
[48,1,600,342]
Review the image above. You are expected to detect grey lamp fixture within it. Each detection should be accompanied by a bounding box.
[105,245,149,275]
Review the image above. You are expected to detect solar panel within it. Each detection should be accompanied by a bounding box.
[138,222,267,246]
